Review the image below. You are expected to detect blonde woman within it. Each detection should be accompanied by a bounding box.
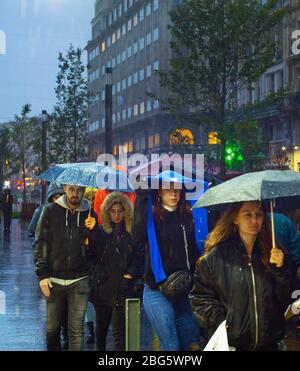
[190,201,293,351]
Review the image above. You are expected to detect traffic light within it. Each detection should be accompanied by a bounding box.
[225,145,244,166]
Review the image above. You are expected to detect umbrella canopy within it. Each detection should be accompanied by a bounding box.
[38,162,134,192]
[194,170,300,209]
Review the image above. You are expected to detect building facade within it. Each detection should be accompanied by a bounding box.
[86,0,208,161]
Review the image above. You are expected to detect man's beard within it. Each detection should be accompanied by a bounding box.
[67,196,81,207]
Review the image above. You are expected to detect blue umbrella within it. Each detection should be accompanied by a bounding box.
[38,162,134,192]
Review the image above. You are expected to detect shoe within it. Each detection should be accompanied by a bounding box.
[86,321,95,344]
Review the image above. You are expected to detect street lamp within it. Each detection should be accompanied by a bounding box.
[105,67,113,155]
[41,110,48,204]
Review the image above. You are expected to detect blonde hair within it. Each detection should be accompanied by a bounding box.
[204,202,272,268]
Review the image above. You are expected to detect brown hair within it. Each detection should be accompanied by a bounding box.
[152,188,192,222]
[204,202,273,269]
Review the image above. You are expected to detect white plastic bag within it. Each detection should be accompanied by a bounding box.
[204,320,235,351]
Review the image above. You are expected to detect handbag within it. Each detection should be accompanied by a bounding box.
[159,225,192,301]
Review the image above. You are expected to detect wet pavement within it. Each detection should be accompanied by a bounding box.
[0,219,299,351]
[0,219,154,351]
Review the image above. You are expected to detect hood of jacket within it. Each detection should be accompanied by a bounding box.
[47,182,64,202]
[55,194,90,227]
[101,192,133,234]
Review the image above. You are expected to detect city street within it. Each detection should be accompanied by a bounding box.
[0,219,299,351]
[0,219,154,351]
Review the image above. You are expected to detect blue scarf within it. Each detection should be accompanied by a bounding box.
[147,194,167,284]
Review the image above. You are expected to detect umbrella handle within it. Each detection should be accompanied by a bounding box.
[270,199,276,250]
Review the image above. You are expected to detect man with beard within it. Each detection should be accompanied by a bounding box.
[35,184,100,351]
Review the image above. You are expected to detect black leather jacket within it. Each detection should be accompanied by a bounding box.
[190,235,293,351]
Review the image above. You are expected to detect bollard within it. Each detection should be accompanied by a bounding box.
[125,298,140,351]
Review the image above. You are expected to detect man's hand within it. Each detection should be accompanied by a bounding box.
[85,216,96,230]
[39,278,53,297]
[269,247,284,268]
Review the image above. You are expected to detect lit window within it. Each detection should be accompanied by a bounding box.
[112,33,116,44]
[112,84,116,96]
[107,36,111,47]
[153,60,159,71]
[129,0,133,7]
[122,109,126,120]
[134,104,139,116]
[112,114,116,124]
[127,45,132,58]
[133,14,138,27]
[117,28,121,40]
[117,82,121,93]
[122,50,126,62]
[112,58,116,68]
[133,72,138,84]
[140,102,145,114]
[123,0,128,12]
[122,79,127,90]
[117,54,121,65]
[154,99,159,109]
[128,75,132,87]
[101,41,106,52]
[133,42,138,54]
[154,0,159,11]
[117,112,121,122]
[128,106,132,118]
[102,90,105,101]
[154,133,160,146]
[122,23,126,35]
[118,3,122,17]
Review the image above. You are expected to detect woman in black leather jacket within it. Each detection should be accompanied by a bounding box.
[190,201,293,351]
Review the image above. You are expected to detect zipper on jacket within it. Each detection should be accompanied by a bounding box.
[248,255,259,349]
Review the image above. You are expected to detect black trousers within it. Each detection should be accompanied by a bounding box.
[94,302,126,351]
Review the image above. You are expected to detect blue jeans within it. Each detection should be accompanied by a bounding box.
[46,278,89,351]
[143,284,200,351]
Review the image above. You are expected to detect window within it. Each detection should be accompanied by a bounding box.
[141,136,146,149]
[139,37,144,50]
[133,72,138,84]
[139,8,144,22]
[154,99,159,109]
[127,45,132,58]
[117,112,121,123]
[101,65,105,75]
[102,118,105,128]
[122,23,126,35]
[128,106,132,118]
[154,0,159,11]
[118,3,122,17]
[154,133,160,146]
[146,64,152,78]
[277,70,283,90]
[112,57,116,68]
[117,82,121,93]
[123,0,128,12]
[113,114,116,124]
[122,109,126,120]
[122,50,126,62]
[268,73,275,93]
[107,36,111,47]
[146,32,151,46]
[122,79,127,90]
[134,104,139,116]
[129,0,133,7]
[102,90,105,101]
[153,28,159,42]
[133,41,138,54]
[133,14,138,27]
[148,135,154,148]
[146,2,151,16]
[113,8,117,21]
[117,28,121,40]
[112,84,116,96]
[147,99,152,112]
[128,75,132,87]
[140,101,145,114]
[112,32,116,44]
[117,54,121,65]
[139,69,144,81]
[153,60,159,71]
[101,41,106,52]
[128,18,132,31]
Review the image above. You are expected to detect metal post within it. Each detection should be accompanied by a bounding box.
[125,298,140,351]
[105,67,113,154]
[41,110,48,204]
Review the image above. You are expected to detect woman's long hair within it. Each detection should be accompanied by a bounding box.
[204,202,273,269]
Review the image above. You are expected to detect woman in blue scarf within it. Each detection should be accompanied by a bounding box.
[129,172,201,351]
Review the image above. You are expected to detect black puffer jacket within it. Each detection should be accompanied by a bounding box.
[34,195,100,281]
[190,235,293,351]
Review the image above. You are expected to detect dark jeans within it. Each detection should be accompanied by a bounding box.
[46,278,89,351]
[3,211,12,231]
[94,302,126,351]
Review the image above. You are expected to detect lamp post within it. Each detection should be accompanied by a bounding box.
[105,67,113,155]
[41,110,48,204]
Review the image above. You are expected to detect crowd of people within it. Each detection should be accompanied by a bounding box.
[31,171,300,351]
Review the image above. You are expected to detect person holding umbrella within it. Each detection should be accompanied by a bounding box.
[190,200,293,351]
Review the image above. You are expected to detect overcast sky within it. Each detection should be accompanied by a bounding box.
[0,0,95,123]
